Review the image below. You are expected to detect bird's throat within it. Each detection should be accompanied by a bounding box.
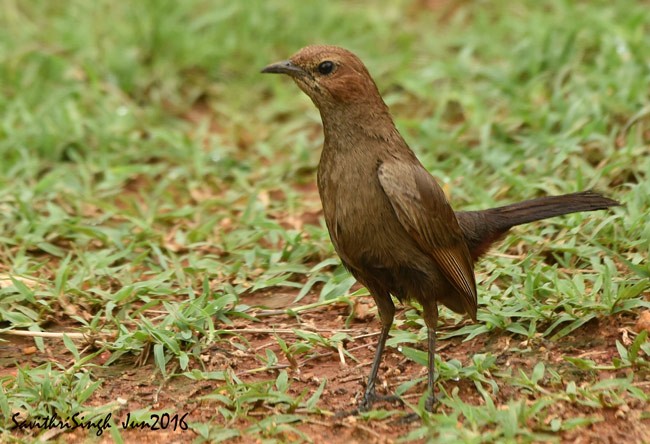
[319,105,402,151]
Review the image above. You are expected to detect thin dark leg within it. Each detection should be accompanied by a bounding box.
[359,289,400,411]
[425,326,436,411]
[391,325,438,425]
[360,323,391,410]
[364,323,389,398]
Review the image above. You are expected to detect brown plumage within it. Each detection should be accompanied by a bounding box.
[262,45,620,412]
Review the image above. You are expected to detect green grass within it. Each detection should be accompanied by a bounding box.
[1,0,649,442]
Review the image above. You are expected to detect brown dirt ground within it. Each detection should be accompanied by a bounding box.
[4,33,650,440]
[3,290,650,443]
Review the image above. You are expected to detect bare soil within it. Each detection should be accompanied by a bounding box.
[3,290,650,443]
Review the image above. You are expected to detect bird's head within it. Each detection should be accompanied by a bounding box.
[261,45,384,111]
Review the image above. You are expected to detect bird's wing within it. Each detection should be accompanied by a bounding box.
[378,161,477,318]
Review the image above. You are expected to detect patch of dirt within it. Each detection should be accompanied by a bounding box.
[3,291,650,443]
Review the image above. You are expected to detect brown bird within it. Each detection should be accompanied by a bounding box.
[262,45,619,411]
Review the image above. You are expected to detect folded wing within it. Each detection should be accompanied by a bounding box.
[378,162,478,319]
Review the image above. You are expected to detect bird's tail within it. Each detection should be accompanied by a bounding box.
[457,190,620,261]
[481,190,620,229]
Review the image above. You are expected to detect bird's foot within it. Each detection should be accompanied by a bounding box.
[391,393,441,424]
[359,391,404,412]
[425,393,437,412]
[334,391,403,418]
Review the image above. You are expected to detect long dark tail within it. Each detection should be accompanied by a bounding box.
[456,190,620,261]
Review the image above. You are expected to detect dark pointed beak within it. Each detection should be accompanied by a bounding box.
[261,60,306,77]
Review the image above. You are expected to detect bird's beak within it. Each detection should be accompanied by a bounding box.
[261,60,306,77]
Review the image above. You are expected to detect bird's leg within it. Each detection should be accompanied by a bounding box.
[425,325,437,411]
[359,293,401,411]
[423,303,439,412]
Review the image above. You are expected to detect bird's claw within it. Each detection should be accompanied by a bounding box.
[334,391,404,418]
[359,391,404,411]
[425,393,437,412]
[390,393,440,424]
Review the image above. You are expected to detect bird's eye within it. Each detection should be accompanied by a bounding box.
[317,61,335,75]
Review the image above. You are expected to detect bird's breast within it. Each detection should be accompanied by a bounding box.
[317,151,416,268]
